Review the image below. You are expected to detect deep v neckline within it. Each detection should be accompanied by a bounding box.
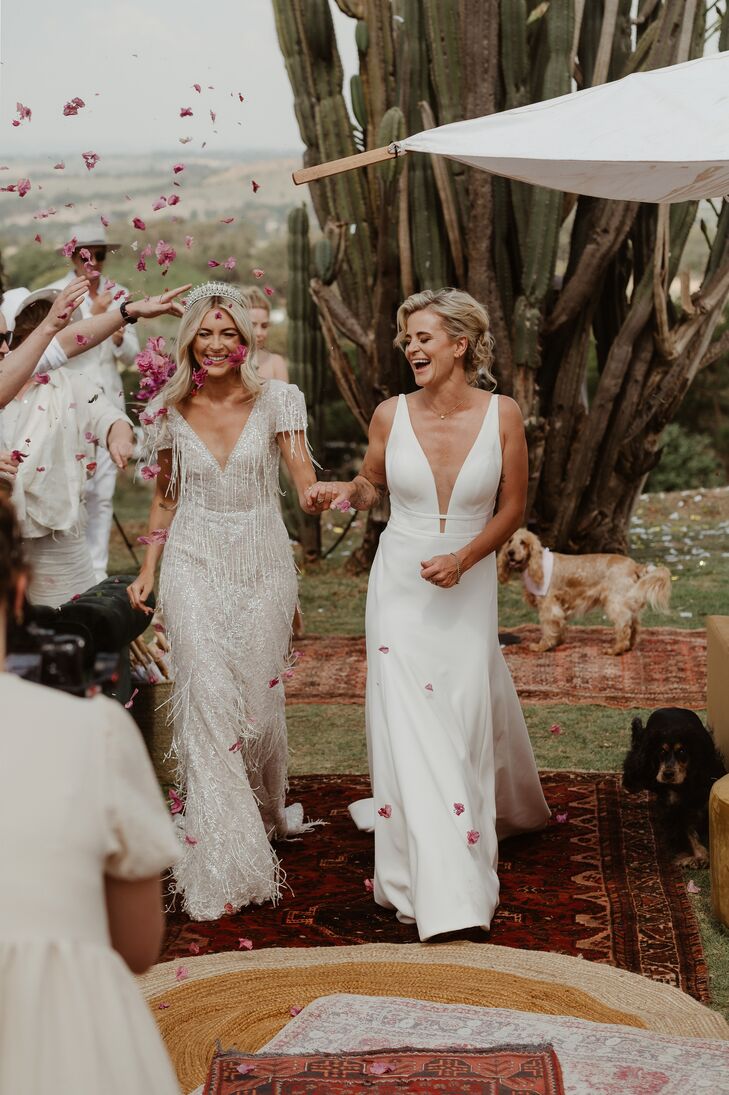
[171,394,262,474]
[401,394,495,525]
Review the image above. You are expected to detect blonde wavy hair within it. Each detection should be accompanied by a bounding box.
[394,287,496,388]
[241,286,270,313]
[160,294,262,405]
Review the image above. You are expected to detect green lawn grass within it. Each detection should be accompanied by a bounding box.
[111,479,729,1018]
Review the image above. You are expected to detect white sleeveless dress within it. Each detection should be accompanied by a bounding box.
[350,393,550,940]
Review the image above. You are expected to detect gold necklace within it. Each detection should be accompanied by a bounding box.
[427,395,468,420]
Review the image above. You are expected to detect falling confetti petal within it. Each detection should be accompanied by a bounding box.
[180,107,193,117]
[173,162,185,173]
[63,97,85,116]
[123,688,139,710]
[378,646,389,653]
[424,683,434,692]
[251,179,260,193]
[378,804,392,818]
[132,216,146,230]
[81,151,100,171]
[467,830,480,844]
[252,267,264,278]
[263,286,274,297]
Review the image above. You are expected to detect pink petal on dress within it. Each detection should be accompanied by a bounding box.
[378,646,389,654]
[184,835,198,846]
[466,830,480,845]
[268,677,280,688]
[140,464,161,480]
[168,789,184,815]
[453,802,465,816]
[424,683,434,692]
[378,805,392,819]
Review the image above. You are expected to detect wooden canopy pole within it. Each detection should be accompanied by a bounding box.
[292,143,405,186]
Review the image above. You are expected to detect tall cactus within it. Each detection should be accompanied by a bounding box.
[287,205,327,562]
[275,0,729,561]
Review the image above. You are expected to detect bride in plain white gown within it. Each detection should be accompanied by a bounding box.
[307,288,550,941]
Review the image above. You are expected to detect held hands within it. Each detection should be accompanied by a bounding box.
[420,553,462,589]
[125,283,192,321]
[0,450,20,481]
[304,480,357,515]
[127,571,155,616]
[107,422,135,469]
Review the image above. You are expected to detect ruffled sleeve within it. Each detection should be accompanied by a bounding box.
[102,697,180,879]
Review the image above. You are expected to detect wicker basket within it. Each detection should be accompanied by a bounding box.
[132,680,176,788]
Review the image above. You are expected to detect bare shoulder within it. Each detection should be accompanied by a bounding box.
[495,394,525,433]
[370,396,398,429]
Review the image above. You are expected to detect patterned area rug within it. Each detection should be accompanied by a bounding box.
[161,772,708,1001]
[286,628,706,708]
[204,1045,565,1094]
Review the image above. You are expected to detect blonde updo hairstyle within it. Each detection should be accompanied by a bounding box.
[394,287,496,389]
[161,294,263,405]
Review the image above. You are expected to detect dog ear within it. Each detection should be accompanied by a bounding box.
[622,717,648,793]
[525,535,544,590]
[496,545,511,585]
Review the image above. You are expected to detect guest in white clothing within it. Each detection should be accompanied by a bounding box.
[46,224,140,580]
[306,289,550,940]
[0,285,189,606]
[0,494,182,1095]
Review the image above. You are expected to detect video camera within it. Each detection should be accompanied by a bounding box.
[6,575,153,700]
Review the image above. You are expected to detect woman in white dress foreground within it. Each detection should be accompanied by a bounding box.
[307,288,550,940]
[0,494,181,1094]
[128,282,320,921]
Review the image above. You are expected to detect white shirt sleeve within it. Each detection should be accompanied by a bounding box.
[35,336,68,374]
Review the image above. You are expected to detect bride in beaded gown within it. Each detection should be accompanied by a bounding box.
[307,288,550,940]
[128,283,320,921]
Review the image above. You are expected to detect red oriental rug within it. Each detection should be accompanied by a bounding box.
[204,1045,565,1094]
[286,627,706,708]
[161,772,708,1002]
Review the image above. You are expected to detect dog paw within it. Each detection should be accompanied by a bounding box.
[674,854,709,869]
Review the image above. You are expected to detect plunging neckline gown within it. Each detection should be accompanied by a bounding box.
[350,393,550,940]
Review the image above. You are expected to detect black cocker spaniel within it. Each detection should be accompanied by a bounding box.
[622,707,726,868]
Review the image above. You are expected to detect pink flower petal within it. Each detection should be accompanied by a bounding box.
[157,1002,170,1010]
[184,834,198,846]
[555,811,569,824]
[188,942,200,955]
[687,880,700,894]
[210,109,216,123]
[85,462,97,474]
[378,804,392,819]
[193,83,201,93]
[167,193,180,206]
[179,107,193,117]
[378,646,389,654]
[132,216,146,230]
[17,178,31,198]
[454,802,465,816]
[123,688,139,710]
[549,723,562,736]
[184,235,194,248]
[223,256,236,270]
[364,877,374,892]
[424,683,434,692]
[263,285,274,297]
[370,1062,395,1076]
[175,965,189,982]
[54,162,65,170]
[224,902,234,915]
[467,830,480,845]
[152,196,167,211]
[34,233,42,243]
[207,259,220,268]
[81,151,100,171]
[251,179,260,193]
[332,498,351,512]
[173,162,185,173]
[229,738,243,752]
[74,333,90,346]
[220,217,235,224]
[34,373,50,385]
[141,463,161,481]
[62,97,85,116]
[252,267,264,278]
[238,937,253,950]
[268,677,280,688]
[168,789,184,815]
[155,240,177,267]
[137,528,169,545]
[236,1064,255,1076]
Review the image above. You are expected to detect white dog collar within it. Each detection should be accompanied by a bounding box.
[523,547,554,597]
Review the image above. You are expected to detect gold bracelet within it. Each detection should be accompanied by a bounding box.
[449,552,461,584]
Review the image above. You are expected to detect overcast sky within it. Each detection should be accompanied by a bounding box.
[0,0,357,156]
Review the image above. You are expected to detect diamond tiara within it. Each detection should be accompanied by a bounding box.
[185,281,245,309]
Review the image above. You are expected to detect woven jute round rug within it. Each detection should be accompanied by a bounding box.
[140,942,729,1093]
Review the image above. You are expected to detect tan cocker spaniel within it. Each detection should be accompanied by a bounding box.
[497,528,672,655]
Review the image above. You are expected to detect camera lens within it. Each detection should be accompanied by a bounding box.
[40,635,87,693]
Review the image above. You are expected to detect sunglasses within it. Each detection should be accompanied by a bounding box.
[0,330,13,348]
[74,247,107,262]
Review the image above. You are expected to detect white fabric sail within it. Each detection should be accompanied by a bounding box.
[398,52,729,203]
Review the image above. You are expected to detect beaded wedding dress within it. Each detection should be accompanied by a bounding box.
[146,379,312,920]
[350,393,550,940]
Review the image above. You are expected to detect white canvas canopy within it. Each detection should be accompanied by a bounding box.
[295,52,729,204]
[398,52,729,203]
